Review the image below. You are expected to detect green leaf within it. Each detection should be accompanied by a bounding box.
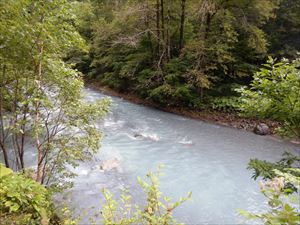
[0,164,13,178]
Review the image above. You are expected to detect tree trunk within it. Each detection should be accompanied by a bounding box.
[160,0,165,41]
[0,66,10,168]
[156,0,161,58]
[145,0,154,61]
[179,0,186,51]
[19,94,29,170]
[35,42,44,183]
[166,1,171,61]
[204,13,212,40]
[0,144,9,168]
[12,78,23,171]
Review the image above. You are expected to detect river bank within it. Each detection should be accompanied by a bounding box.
[87,82,281,136]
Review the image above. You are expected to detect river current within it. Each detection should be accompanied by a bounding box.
[4,87,300,224]
[65,88,299,224]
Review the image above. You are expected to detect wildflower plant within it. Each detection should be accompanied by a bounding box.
[239,169,300,224]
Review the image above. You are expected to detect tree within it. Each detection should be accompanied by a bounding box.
[87,0,282,108]
[265,0,300,59]
[0,0,110,186]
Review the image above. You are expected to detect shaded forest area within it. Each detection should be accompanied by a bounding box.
[74,0,300,109]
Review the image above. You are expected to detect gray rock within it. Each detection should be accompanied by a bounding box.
[254,123,270,135]
[134,133,142,138]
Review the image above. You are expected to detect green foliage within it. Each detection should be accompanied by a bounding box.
[0,0,110,186]
[248,152,300,181]
[84,0,287,109]
[208,96,241,113]
[265,0,300,58]
[100,168,191,225]
[146,58,198,107]
[149,84,194,107]
[0,165,53,225]
[248,152,300,194]
[0,164,79,225]
[0,164,13,178]
[69,0,299,117]
[239,169,300,225]
[238,57,300,138]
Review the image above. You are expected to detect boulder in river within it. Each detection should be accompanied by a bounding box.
[98,158,121,172]
[133,133,160,141]
[254,123,270,135]
[134,133,143,138]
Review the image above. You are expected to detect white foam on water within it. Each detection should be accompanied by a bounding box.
[78,169,89,176]
[140,132,160,141]
[104,119,125,129]
[178,136,193,145]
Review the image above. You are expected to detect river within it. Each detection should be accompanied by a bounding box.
[6,87,299,224]
[59,87,299,224]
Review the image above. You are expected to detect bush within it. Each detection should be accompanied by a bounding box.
[0,164,53,225]
[208,96,241,113]
[243,154,300,224]
[149,84,194,107]
[136,69,161,97]
[239,169,300,224]
[248,152,300,192]
[248,152,300,181]
[0,164,78,225]
[99,72,129,91]
[99,168,191,225]
[237,57,300,138]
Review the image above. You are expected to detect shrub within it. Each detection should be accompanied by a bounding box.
[0,164,78,225]
[248,152,300,181]
[149,84,194,107]
[0,164,53,225]
[136,69,161,97]
[100,168,191,225]
[208,96,241,113]
[239,169,300,225]
[237,57,300,138]
[99,72,129,91]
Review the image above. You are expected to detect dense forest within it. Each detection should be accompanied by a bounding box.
[0,0,300,224]
[74,0,300,108]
